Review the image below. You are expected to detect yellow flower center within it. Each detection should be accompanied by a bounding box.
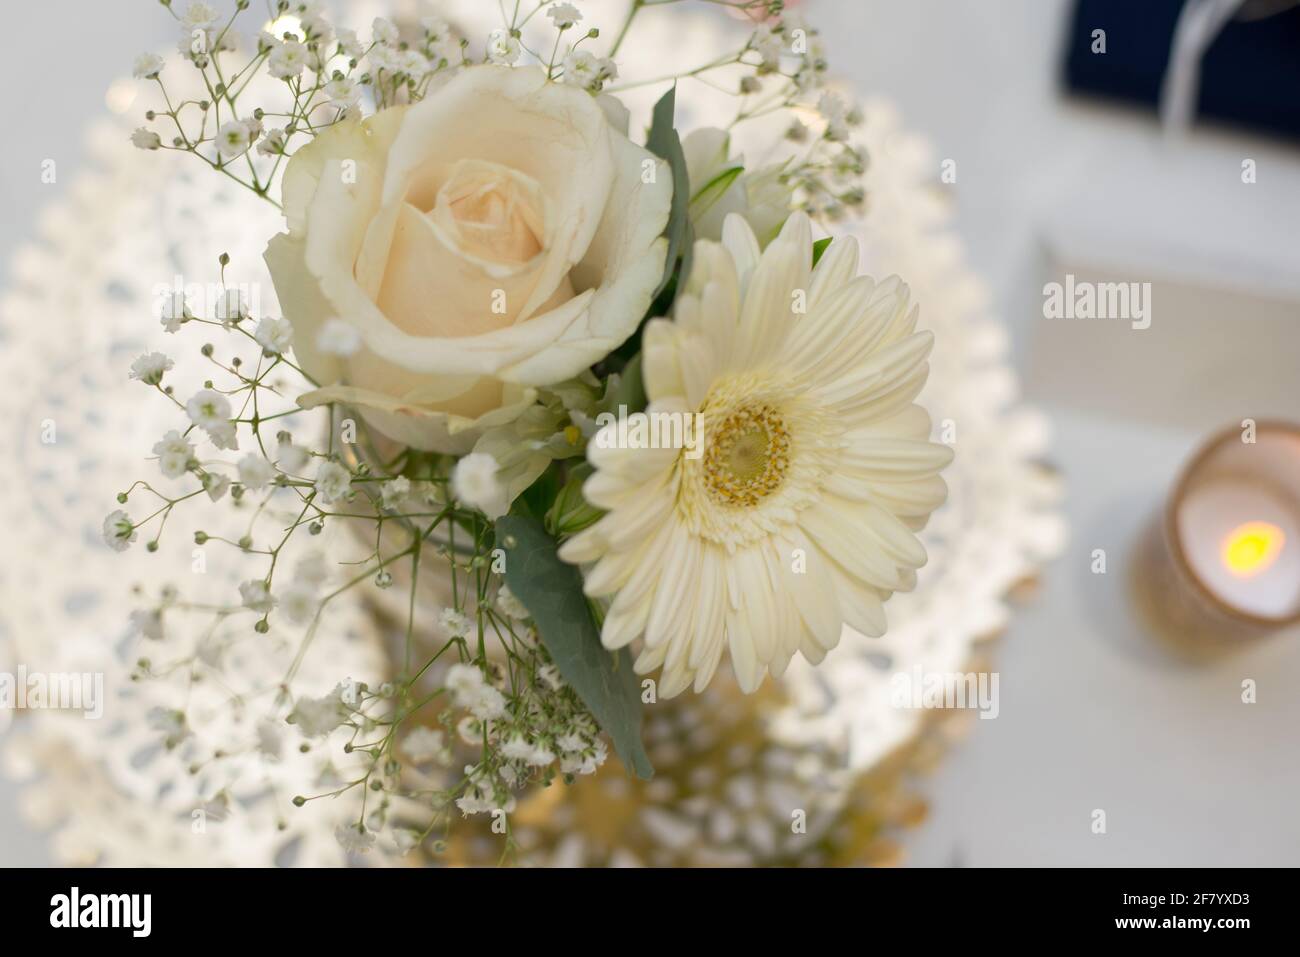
[702,403,791,507]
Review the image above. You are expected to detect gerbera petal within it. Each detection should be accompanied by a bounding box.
[813,330,933,408]
[721,213,762,296]
[808,235,862,309]
[799,501,910,592]
[774,532,842,652]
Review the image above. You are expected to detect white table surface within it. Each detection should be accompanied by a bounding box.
[2,0,1298,867]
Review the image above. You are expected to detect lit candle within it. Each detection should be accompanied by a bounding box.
[1137,421,1300,642]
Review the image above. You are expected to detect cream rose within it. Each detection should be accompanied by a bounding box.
[265,65,673,452]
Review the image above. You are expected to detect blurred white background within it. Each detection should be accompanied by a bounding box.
[2,0,1298,866]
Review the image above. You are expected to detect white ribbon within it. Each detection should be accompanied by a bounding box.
[1159,0,1300,134]
[1159,0,1248,134]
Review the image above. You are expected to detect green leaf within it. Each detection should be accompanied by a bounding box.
[812,237,833,266]
[598,352,646,416]
[509,464,562,523]
[689,164,744,220]
[645,84,694,300]
[496,516,653,779]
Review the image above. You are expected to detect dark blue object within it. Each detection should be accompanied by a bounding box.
[1064,0,1300,141]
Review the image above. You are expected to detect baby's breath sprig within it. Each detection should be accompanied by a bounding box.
[112,243,609,861]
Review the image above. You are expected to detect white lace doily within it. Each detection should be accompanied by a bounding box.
[0,1,1065,866]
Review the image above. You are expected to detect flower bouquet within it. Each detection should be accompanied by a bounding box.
[108,0,952,858]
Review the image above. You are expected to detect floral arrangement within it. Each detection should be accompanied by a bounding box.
[107,0,952,858]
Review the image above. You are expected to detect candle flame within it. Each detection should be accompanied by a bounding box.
[1221,521,1285,578]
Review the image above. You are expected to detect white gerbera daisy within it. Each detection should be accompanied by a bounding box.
[559,212,952,697]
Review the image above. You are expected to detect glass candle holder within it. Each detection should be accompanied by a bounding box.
[1136,421,1300,645]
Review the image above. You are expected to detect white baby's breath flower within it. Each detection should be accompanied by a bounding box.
[300,12,332,43]
[215,120,255,159]
[337,27,364,59]
[500,734,535,763]
[207,423,239,451]
[465,683,506,721]
[429,32,462,67]
[526,742,556,767]
[563,740,608,776]
[366,44,403,74]
[133,53,164,79]
[561,49,615,90]
[290,687,347,737]
[314,460,352,504]
[181,1,220,33]
[315,317,361,356]
[237,453,275,491]
[279,583,318,624]
[256,720,282,759]
[502,735,555,768]
[439,608,471,639]
[446,663,484,696]
[455,715,481,746]
[186,389,232,432]
[213,287,246,326]
[455,782,497,816]
[131,128,162,151]
[380,475,411,510]
[486,29,521,65]
[409,480,442,508]
[335,823,375,854]
[339,678,363,708]
[561,48,597,86]
[372,16,400,45]
[159,291,187,331]
[391,830,420,855]
[203,473,231,501]
[103,510,136,552]
[256,127,287,156]
[398,49,431,78]
[555,731,587,753]
[451,453,506,517]
[421,16,453,37]
[147,707,188,747]
[322,77,359,108]
[751,23,783,69]
[253,316,293,354]
[268,39,308,78]
[129,608,164,641]
[129,351,173,386]
[537,663,564,691]
[403,727,449,764]
[276,439,310,474]
[547,3,583,29]
[239,579,276,614]
[817,92,850,141]
[153,430,194,479]
[495,584,528,621]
